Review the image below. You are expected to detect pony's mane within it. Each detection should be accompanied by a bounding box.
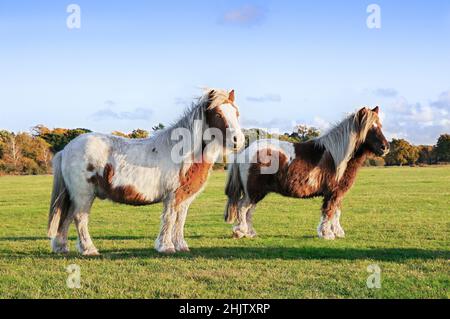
[153,89,231,156]
[314,108,379,181]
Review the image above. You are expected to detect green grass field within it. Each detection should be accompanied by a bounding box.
[0,166,449,299]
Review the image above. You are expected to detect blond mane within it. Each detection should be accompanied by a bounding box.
[315,108,379,181]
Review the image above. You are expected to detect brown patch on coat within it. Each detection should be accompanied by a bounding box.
[87,163,151,206]
[247,149,289,203]
[175,159,213,206]
[205,107,229,142]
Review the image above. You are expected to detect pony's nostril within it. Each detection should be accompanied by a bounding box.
[233,136,238,143]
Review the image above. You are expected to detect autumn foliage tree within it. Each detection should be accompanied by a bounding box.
[385,139,420,166]
[0,130,51,174]
[112,129,150,139]
[32,125,92,153]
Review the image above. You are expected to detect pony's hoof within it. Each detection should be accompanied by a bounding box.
[159,247,176,254]
[156,243,177,254]
[177,246,190,253]
[333,228,346,238]
[318,232,336,240]
[245,230,257,238]
[232,230,245,239]
[82,248,100,256]
[52,248,69,254]
[174,241,190,252]
[50,238,69,254]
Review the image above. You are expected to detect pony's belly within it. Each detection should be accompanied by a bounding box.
[90,163,168,206]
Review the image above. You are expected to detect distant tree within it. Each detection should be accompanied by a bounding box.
[417,145,435,165]
[32,125,91,153]
[364,157,386,167]
[111,131,129,138]
[152,123,165,132]
[385,139,419,166]
[128,129,149,139]
[0,130,14,159]
[434,134,450,162]
[242,128,269,147]
[294,125,321,142]
[15,133,51,173]
[0,132,51,175]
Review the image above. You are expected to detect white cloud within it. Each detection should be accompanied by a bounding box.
[383,90,450,144]
[92,101,153,121]
[246,94,281,103]
[220,5,266,27]
[312,116,331,130]
[373,88,398,98]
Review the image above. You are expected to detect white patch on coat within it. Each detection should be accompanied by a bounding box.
[219,103,245,150]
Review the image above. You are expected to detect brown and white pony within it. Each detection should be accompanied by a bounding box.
[48,89,245,255]
[224,107,389,240]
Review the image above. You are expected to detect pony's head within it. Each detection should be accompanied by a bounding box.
[358,106,389,157]
[202,89,245,152]
[317,106,389,180]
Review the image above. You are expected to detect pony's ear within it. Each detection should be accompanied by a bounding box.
[372,106,380,114]
[356,107,369,127]
[228,90,235,103]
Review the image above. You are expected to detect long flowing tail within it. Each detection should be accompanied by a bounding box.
[224,162,244,224]
[47,152,71,238]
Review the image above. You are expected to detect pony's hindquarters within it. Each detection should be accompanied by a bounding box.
[47,151,71,238]
[224,162,244,224]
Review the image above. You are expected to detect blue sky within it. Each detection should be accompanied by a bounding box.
[1,0,449,144]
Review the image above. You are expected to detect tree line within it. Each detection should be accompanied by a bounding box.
[0,124,164,175]
[0,124,449,175]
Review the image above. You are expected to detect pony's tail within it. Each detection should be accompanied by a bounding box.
[47,152,71,238]
[224,162,244,224]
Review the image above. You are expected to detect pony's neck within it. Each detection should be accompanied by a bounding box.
[201,141,223,164]
[340,145,371,180]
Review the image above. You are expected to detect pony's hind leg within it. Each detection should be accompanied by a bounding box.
[51,206,75,254]
[155,196,177,254]
[72,197,98,256]
[331,208,345,238]
[245,205,257,238]
[232,198,254,239]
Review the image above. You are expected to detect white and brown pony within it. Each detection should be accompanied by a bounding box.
[225,107,389,240]
[48,89,245,255]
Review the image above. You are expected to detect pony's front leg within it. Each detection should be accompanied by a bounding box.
[317,196,341,240]
[155,197,177,254]
[172,200,192,252]
[331,208,345,238]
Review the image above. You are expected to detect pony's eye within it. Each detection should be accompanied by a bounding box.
[216,113,222,119]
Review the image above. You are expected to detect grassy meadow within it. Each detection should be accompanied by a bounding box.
[0,166,449,299]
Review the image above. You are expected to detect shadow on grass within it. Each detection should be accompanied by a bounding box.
[0,235,151,242]
[1,246,448,262]
[99,247,449,262]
